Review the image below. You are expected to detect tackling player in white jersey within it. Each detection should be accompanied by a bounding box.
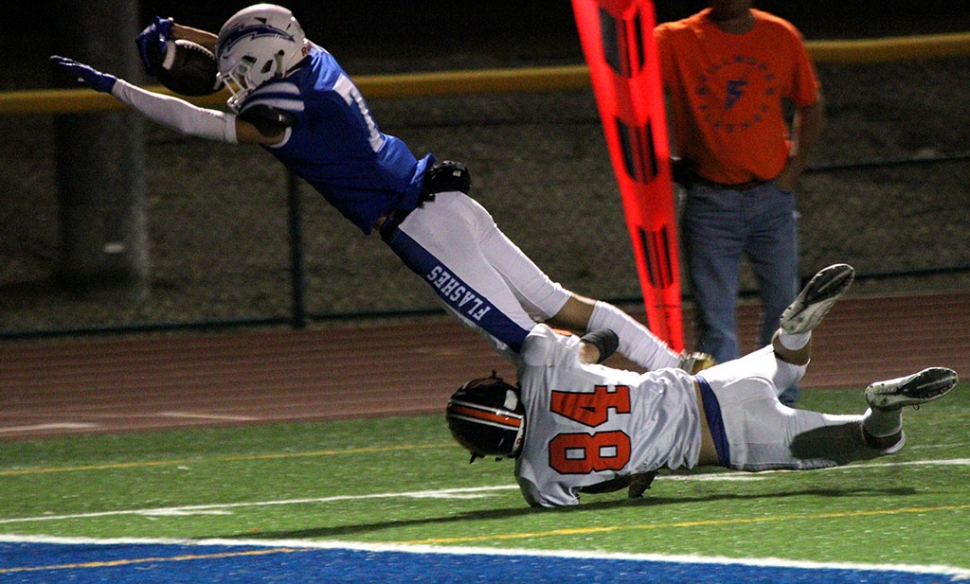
[446,264,958,507]
[50,3,708,372]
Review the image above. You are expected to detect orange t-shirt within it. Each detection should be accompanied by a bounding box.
[654,9,820,185]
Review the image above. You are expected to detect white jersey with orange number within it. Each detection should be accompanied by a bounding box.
[514,325,703,507]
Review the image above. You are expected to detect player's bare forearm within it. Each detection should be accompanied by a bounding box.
[172,23,218,52]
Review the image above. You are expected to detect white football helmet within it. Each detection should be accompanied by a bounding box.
[215,4,308,111]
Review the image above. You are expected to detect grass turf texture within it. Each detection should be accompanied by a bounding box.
[1,385,968,570]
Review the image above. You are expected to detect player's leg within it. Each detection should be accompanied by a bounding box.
[696,345,958,470]
[696,366,958,471]
[385,192,544,357]
[696,263,956,470]
[694,344,821,469]
[699,263,857,399]
[450,193,683,371]
[773,367,958,464]
[695,263,854,467]
[697,376,867,470]
[770,263,856,389]
[860,367,959,452]
[693,346,789,467]
[550,295,681,371]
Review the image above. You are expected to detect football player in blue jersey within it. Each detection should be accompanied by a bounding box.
[51,3,711,373]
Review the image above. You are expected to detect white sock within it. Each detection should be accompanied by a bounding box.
[778,330,811,351]
[587,302,679,370]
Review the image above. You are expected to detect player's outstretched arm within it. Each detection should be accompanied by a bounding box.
[50,56,284,145]
[50,56,117,93]
[51,55,237,143]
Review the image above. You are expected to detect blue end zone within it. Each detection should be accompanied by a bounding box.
[0,541,961,584]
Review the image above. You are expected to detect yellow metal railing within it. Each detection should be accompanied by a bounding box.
[2,32,968,116]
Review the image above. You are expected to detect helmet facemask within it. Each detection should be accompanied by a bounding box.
[218,55,258,112]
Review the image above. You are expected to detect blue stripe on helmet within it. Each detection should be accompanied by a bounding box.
[218,24,295,56]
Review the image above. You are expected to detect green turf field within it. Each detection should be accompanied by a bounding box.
[2,384,968,570]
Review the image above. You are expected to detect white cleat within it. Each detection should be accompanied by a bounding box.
[780,264,855,335]
[865,367,959,410]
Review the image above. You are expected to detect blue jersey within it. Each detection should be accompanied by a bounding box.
[240,44,434,233]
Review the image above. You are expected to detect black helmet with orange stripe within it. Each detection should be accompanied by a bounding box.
[446,373,525,463]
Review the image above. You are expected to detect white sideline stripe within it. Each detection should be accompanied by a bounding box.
[823,458,970,470]
[3,458,969,524]
[663,474,765,482]
[0,458,970,525]
[0,476,762,525]
[2,458,968,525]
[0,486,518,524]
[0,423,100,434]
[156,411,259,422]
[0,534,968,580]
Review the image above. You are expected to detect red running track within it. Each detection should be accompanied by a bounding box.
[2,292,968,441]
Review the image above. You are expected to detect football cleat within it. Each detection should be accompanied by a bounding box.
[780,264,855,335]
[865,367,958,410]
[627,470,659,499]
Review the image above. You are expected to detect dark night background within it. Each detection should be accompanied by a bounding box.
[1,1,968,332]
[1,2,967,92]
[6,1,970,59]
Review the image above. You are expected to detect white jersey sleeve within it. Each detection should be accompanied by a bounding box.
[111,80,238,143]
[514,325,703,507]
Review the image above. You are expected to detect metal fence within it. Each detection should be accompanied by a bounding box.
[1,34,968,339]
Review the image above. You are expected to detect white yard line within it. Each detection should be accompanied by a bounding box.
[0,486,517,524]
[2,458,968,525]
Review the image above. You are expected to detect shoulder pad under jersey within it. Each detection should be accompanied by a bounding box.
[238,103,297,129]
[242,80,305,116]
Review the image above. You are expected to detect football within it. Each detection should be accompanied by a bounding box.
[146,39,223,97]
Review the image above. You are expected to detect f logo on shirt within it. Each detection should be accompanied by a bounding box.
[695,55,774,133]
[725,78,747,110]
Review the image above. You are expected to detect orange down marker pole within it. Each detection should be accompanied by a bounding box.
[572,0,684,352]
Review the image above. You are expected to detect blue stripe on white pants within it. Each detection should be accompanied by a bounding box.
[384,225,530,354]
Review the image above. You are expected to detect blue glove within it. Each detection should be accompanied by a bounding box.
[50,56,117,93]
[136,16,174,76]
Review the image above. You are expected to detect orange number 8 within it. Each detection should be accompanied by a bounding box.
[548,430,631,474]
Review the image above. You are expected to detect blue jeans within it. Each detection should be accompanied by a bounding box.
[682,181,800,405]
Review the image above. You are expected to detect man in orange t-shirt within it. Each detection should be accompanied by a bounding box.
[655,0,823,405]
